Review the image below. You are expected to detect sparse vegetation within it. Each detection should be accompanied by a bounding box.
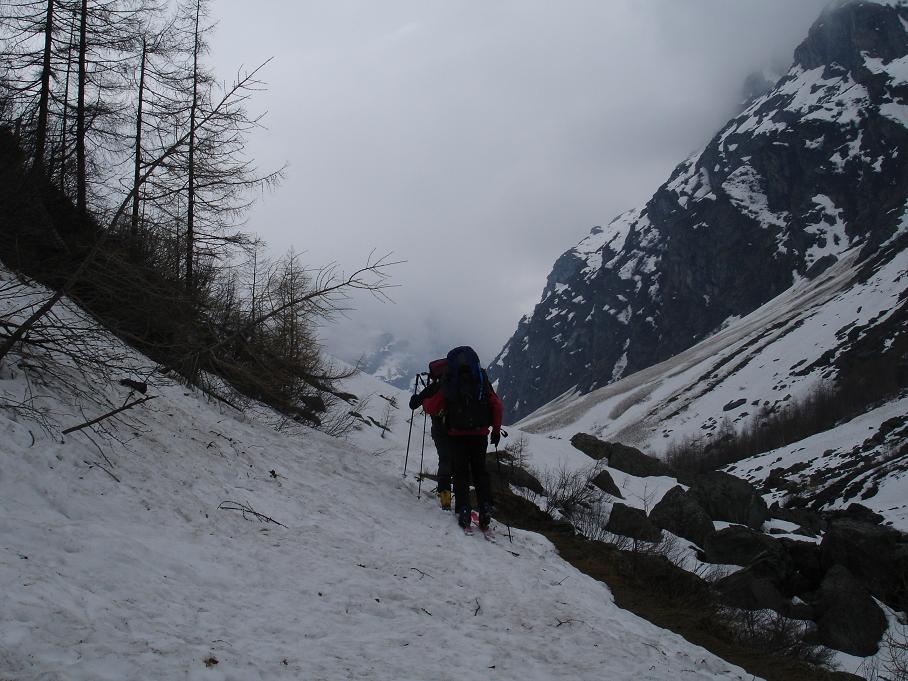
[860,618,908,681]
[718,608,834,669]
[538,461,600,520]
[667,382,849,474]
[501,433,530,469]
[0,1,395,429]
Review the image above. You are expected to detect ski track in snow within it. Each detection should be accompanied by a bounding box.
[0,271,757,681]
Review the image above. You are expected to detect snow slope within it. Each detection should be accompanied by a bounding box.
[0,269,758,681]
[515,240,908,532]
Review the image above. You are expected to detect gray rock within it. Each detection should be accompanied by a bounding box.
[608,445,673,478]
[700,526,788,569]
[828,503,885,525]
[812,565,887,657]
[768,502,827,535]
[821,519,908,606]
[691,471,769,529]
[716,569,787,612]
[569,434,672,477]
[506,466,545,496]
[778,538,824,593]
[648,486,715,547]
[569,433,611,460]
[591,469,623,498]
[605,503,663,543]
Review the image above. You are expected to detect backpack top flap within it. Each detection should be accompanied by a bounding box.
[428,358,448,381]
[443,346,491,431]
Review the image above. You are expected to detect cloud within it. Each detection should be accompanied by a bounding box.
[208,0,829,364]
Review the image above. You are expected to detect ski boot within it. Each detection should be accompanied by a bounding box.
[478,503,494,531]
[457,508,472,529]
[439,490,452,511]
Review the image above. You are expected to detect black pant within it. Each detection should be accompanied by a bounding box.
[431,424,453,492]
[451,435,493,515]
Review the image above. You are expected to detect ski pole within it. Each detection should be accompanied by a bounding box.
[403,372,421,478]
[495,442,514,543]
[417,404,428,499]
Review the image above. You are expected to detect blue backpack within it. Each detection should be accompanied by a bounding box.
[442,346,492,432]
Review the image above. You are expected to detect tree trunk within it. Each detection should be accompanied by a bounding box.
[131,36,147,236]
[59,15,75,193]
[35,0,55,173]
[185,0,201,292]
[76,0,88,215]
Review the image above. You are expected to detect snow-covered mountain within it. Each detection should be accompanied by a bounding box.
[353,331,418,389]
[515,241,908,529]
[350,331,449,391]
[491,0,908,423]
[0,266,762,681]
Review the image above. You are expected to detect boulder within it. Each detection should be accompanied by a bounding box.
[812,565,887,657]
[700,526,788,570]
[591,469,623,498]
[828,503,885,525]
[569,434,672,477]
[778,538,824,593]
[569,433,611,460]
[690,471,769,528]
[605,503,663,543]
[821,519,908,605]
[608,445,673,478]
[648,486,715,547]
[505,465,545,496]
[716,569,787,612]
[486,453,544,494]
[768,501,827,535]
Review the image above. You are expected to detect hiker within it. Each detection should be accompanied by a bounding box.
[417,346,503,531]
[409,359,454,510]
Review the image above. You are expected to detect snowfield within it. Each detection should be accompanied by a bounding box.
[514,240,908,534]
[0,270,759,681]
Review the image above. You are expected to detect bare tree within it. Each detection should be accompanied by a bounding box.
[149,0,284,292]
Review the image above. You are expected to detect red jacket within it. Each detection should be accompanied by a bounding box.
[422,384,503,437]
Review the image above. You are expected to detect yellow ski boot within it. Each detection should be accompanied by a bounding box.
[439,490,452,511]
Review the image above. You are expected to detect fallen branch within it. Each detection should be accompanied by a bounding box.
[83,459,121,483]
[555,618,581,627]
[62,396,157,435]
[217,500,287,527]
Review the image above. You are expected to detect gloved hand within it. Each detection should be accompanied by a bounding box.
[490,430,500,447]
[408,393,422,410]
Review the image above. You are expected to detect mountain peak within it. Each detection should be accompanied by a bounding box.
[491,0,908,423]
[795,0,908,72]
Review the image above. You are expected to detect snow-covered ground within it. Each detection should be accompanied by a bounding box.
[513,242,908,533]
[0,270,760,681]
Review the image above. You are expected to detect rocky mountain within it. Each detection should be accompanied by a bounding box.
[490,0,908,423]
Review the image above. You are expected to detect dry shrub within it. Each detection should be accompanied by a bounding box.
[718,608,834,667]
[539,462,600,520]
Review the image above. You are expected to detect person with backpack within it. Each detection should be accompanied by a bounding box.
[409,358,454,510]
[417,346,503,531]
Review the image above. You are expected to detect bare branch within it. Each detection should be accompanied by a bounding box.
[62,395,156,434]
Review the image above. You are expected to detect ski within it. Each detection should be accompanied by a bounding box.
[470,510,495,541]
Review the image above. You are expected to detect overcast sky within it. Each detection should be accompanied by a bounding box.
[207,0,828,365]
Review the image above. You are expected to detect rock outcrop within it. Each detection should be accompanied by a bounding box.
[648,486,715,547]
[491,0,908,422]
